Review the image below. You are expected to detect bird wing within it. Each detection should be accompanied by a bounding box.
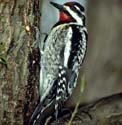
[39,24,87,105]
[39,24,71,102]
[63,24,87,94]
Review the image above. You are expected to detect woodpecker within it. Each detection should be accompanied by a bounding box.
[30,1,87,124]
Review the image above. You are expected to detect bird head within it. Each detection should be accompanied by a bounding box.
[50,1,85,25]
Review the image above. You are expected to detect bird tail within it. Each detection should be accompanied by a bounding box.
[29,98,55,125]
[29,101,43,125]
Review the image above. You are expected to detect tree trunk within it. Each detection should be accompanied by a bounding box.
[0,0,41,125]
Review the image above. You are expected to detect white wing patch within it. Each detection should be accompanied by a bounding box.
[64,27,73,68]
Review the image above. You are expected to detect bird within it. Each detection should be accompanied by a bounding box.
[30,1,87,125]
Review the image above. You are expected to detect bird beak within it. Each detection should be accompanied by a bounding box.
[50,2,66,11]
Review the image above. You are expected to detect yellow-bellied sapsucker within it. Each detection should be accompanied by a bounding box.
[30,1,87,124]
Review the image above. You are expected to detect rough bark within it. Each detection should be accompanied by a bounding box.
[0,0,41,125]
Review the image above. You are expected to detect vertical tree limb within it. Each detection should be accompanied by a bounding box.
[0,0,42,124]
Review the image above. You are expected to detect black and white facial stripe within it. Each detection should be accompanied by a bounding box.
[64,3,86,25]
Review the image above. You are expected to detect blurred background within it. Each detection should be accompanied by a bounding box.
[41,0,122,107]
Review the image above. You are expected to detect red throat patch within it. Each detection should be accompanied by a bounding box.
[60,11,73,22]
